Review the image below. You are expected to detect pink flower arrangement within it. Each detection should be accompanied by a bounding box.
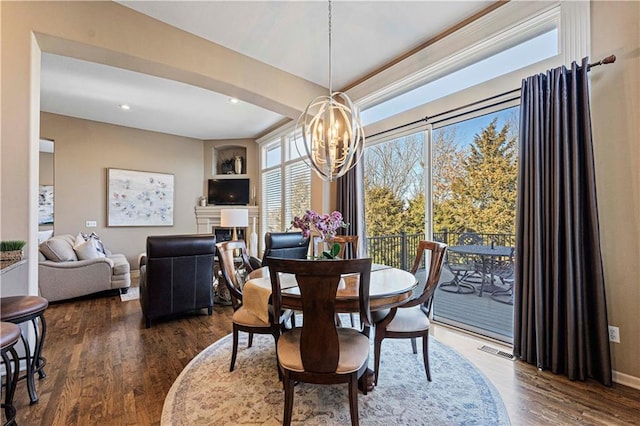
[291,210,348,240]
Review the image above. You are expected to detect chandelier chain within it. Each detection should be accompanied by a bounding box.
[328,0,332,95]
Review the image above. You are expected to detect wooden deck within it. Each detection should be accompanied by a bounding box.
[420,266,514,342]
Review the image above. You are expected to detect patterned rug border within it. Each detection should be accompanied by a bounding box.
[163,332,510,425]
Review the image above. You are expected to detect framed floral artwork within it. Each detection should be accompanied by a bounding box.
[107,168,174,227]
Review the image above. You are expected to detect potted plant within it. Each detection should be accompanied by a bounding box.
[1,240,26,268]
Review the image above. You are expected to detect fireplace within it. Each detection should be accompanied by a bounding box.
[194,205,259,250]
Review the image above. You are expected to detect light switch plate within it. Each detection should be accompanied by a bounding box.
[86,220,97,228]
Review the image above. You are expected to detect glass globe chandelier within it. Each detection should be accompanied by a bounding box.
[295,0,365,182]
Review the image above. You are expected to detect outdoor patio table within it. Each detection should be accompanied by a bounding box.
[448,245,513,297]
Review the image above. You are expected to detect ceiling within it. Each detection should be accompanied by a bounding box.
[40,1,494,140]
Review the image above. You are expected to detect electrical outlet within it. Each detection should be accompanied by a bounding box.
[86,220,97,228]
[608,325,620,343]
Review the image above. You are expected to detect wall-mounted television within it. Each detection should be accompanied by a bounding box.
[208,178,250,205]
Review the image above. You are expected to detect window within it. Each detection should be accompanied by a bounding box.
[260,133,311,244]
[362,29,558,126]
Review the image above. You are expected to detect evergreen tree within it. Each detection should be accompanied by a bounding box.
[404,192,426,234]
[364,186,405,237]
[445,117,517,234]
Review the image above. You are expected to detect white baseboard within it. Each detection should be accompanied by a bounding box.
[613,370,640,390]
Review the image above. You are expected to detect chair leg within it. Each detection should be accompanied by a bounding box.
[283,374,294,426]
[248,332,254,348]
[411,337,417,354]
[422,334,431,382]
[272,332,283,381]
[290,311,296,328]
[373,329,384,386]
[348,373,359,426]
[349,313,355,327]
[230,326,239,372]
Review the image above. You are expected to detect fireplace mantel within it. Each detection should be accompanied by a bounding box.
[194,205,260,249]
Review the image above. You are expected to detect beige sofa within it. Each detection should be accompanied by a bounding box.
[38,234,131,302]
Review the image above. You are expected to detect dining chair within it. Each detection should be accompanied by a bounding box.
[372,240,447,385]
[324,235,359,327]
[216,240,295,373]
[268,258,373,426]
[319,235,359,258]
[261,232,310,267]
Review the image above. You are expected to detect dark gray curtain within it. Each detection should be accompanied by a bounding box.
[515,57,612,385]
[336,155,366,257]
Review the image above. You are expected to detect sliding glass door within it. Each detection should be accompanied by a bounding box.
[364,106,518,343]
[430,107,518,343]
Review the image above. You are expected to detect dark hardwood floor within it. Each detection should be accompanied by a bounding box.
[10,289,640,425]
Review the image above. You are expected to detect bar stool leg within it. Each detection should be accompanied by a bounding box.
[32,316,47,380]
[18,315,47,404]
[1,344,20,425]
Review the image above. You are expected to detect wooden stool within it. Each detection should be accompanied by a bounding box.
[0,296,49,405]
[1,322,21,425]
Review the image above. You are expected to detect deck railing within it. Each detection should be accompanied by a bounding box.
[365,231,516,270]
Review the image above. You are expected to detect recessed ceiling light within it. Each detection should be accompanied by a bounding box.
[119,104,131,110]
[228,98,239,104]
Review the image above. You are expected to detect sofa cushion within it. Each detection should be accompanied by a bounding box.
[39,234,78,262]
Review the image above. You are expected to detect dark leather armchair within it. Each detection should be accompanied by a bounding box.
[139,234,216,328]
[261,232,310,267]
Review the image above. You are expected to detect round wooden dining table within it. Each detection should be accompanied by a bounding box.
[246,263,417,392]
[247,263,418,313]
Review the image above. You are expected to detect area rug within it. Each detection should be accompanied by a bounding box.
[162,333,510,425]
[119,286,139,302]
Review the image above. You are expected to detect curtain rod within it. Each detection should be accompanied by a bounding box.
[367,54,616,140]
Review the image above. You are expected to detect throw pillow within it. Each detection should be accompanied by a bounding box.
[73,239,103,260]
[39,235,78,262]
[81,232,107,255]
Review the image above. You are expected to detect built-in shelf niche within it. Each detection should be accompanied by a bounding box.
[213,145,247,177]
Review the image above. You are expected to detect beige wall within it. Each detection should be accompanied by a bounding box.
[39,151,54,186]
[41,113,204,268]
[590,1,640,381]
[1,0,639,381]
